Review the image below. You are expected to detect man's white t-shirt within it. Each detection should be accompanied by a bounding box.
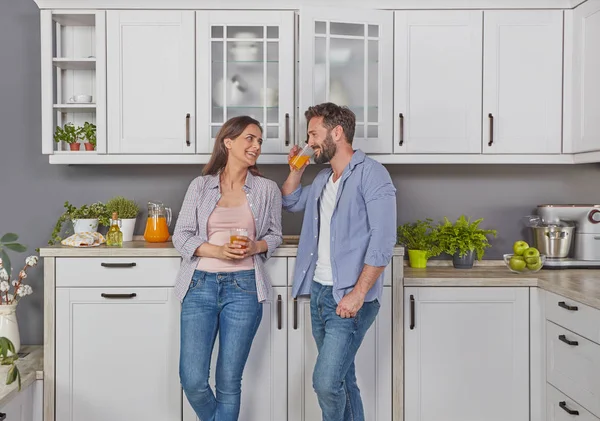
[313,174,341,286]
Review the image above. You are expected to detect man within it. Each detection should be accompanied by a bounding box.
[282,102,397,421]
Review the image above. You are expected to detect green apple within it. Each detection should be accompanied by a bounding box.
[513,240,529,256]
[523,247,541,264]
[527,258,543,271]
[509,256,527,272]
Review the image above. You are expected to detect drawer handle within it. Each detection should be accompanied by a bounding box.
[293,297,298,330]
[558,334,579,346]
[101,293,137,299]
[101,263,137,268]
[559,401,580,415]
[558,301,578,311]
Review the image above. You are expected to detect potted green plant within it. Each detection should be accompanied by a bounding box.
[397,218,442,268]
[437,215,497,269]
[49,201,110,245]
[54,123,82,151]
[0,337,21,390]
[81,122,96,151]
[106,196,140,242]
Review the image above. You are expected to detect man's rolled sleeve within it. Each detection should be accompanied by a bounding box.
[282,185,310,213]
[363,166,397,268]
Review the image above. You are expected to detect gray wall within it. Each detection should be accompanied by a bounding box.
[2,0,599,344]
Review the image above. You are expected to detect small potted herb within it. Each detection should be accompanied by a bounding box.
[81,122,96,151]
[49,201,110,245]
[397,218,441,268]
[106,196,140,242]
[54,123,82,151]
[436,215,497,269]
[0,337,21,390]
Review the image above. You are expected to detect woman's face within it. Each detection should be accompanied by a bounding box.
[226,124,263,167]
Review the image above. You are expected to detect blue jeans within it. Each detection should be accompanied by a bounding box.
[310,281,380,421]
[180,269,262,421]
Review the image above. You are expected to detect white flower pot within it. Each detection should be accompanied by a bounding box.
[120,218,136,242]
[0,304,20,355]
[73,218,99,233]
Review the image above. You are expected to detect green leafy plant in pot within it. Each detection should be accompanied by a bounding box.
[54,123,82,151]
[106,196,140,242]
[81,122,96,151]
[397,218,441,268]
[436,215,497,269]
[49,201,110,245]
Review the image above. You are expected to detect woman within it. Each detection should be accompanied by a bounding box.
[173,116,283,421]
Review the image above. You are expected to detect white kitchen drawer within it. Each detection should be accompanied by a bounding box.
[56,257,180,287]
[547,321,600,418]
[545,291,600,345]
[265,257,287,287]
[547,384,600,421]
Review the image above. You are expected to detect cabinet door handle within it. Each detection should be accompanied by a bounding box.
[0,412,6,420]
[101,293,137,299]
[488,113,494,146]
[558,301,578,311]
[285,113,290,146]
[409,294,415,330]
[277,294,282,330]
[293,297,298,330]
[558,334,579,346]
[559,401,580,415]
[185,113,191,147]
[100,262,137,268]
[399,113,404,146]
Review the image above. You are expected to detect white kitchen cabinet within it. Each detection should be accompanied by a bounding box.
[299,7,394,154]
[107,11,196,154]
[55,287,181,421]
[404,287,530,421]
[565,0,600,154]
[183,258,289,421]
[482,11,563,154]
[0,380,42,421]
[196,11,295,154]
[547,384,600,421]
[288,287,392,421]
[394,11,483,154]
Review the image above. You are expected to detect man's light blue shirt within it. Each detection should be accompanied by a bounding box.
[282,150,397,304]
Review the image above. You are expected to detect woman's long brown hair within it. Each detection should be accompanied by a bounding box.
[203,116,263,176]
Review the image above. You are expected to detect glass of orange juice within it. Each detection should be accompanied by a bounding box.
[230,228,249,249]
[289,144,314,171]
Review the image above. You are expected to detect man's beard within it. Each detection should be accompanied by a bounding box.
[313,131,337,164]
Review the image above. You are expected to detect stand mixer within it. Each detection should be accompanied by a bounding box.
[535,204,600,268]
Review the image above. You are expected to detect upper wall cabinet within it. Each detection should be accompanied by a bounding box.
[565,0,600,155]
[40,11,107,155]
[299,8,394,154]
[394,11,483,154]
[106,11,196,154]
[482,10,563,154]
[196,11,295,155]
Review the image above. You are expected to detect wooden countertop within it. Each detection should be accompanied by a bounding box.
[0,345,43,408]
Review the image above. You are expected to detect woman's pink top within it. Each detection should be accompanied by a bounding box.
[196,201,256,272]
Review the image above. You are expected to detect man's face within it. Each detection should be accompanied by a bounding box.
[307,117,337,164]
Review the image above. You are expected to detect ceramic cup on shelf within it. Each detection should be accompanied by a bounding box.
[68,94,93,103]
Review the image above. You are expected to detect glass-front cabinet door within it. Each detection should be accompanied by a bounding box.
[196,12,295,155]
[299,8,393,154]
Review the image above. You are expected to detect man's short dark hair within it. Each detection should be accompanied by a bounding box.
[304,102,356,145]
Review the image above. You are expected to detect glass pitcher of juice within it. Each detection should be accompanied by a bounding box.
[144,201,172,243]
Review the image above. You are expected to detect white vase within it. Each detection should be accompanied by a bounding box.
[73,218,99,233]
[0,304,20,355]
[120,218,136,242]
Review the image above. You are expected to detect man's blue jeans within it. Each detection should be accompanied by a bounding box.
[310,281,380,421]
[180,269,262,421]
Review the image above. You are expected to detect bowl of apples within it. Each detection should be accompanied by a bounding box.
[503,241,546,273]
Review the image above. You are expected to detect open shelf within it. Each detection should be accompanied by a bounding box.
[53,58,96,70]
[52,14,95,26]
[53,104,96,113]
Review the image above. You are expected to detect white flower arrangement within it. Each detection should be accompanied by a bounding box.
[0,255,36,305]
